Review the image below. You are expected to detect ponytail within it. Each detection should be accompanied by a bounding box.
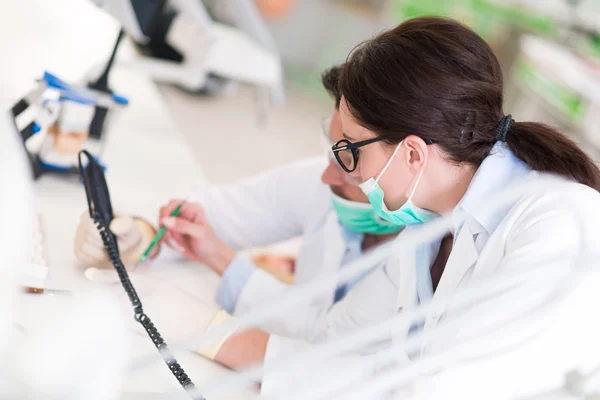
[505,122,600,192]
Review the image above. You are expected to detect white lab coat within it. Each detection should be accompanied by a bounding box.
[382,175,600,400]
[191,152,600,398]
[188,157,396,357]
[253,149,600,395]
[263,172,600,399]
[390,174,600,357]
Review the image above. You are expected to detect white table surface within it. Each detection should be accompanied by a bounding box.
[16,67,259,399]
[2,1,258,397]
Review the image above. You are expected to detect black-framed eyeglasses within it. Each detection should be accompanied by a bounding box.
[332,136,435,172]
[331,137,386,173]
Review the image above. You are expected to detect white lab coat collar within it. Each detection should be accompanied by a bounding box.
[453,142,531,236]
[425,143,532,327]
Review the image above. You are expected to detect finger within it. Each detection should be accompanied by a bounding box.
[77,229,107,257]
[118,227,143,254]
[162,217,205,238]
[174,202,206,224]
[167,239,186,254]
[119,229,143,254]
[75,246,105,266]
[84,267,120,283]
[110,217,143,253]
[85,225,105,247]
[159,199,184,221]
[167,231,186,246]
[79,210,93,224]
[165,230,186,248]
[166,234,198,257]
[109,216,136,236]
[78,212,103,246]
[79,241,108,261]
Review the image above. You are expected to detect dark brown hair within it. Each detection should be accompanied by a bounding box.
[339,17,600,191]
[321,65,343,109]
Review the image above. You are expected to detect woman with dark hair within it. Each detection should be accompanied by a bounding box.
[328,16,600,373]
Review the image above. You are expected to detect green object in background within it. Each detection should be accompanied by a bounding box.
[517,59,585,123]
[288,0,587,112]
[391,0,502,42]
[468,0,558,37]
[285,65,334,106]
[590,34,600,59]
[392,0,455,19]
[391,0,558,39]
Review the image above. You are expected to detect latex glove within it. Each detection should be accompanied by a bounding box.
[159,200,235,275]
[111,274,239,360]
[74,211,157,268]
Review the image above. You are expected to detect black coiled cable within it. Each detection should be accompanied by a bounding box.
[78,150,204,399]
[93,214,205,399]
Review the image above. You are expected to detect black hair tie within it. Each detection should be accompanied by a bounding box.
[495,115,514,142]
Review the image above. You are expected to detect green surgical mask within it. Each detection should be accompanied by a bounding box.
[359,141,438,226]
[330,191,404,235]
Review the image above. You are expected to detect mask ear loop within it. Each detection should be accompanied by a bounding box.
[407,169,424,202]
[375,140,403,183]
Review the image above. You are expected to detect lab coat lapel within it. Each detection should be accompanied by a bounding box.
[309,212,347,306]
[321,212,348,277]
[432,225,479,316]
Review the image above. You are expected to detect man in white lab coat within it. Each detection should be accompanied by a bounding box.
[74,65,402,368]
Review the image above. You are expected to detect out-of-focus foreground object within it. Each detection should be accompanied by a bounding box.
[0,107,33,382]
[0,105,130,400]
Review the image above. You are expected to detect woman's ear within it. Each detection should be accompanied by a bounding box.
[403,135,428,171]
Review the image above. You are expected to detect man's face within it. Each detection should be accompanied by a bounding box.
[320,108,369,202]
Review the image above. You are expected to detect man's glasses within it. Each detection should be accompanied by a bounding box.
[320,116,361,187]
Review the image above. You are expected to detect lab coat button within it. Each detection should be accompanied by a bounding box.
[397,306,403,313]
[431,312,437,319]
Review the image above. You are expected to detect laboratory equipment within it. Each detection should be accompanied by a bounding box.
[21,286,72,296]
[89,0,285,122]
[10,24,128,178]
[11,71,129,178]
[77,149,204,400]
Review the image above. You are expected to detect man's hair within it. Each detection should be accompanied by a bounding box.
[321,65,343,109]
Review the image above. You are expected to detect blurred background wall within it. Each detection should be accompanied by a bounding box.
[1,0,599,183]
[267,0,600,159]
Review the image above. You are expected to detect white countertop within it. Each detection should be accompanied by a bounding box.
[3,2,258,397]
[17,66,258,399]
